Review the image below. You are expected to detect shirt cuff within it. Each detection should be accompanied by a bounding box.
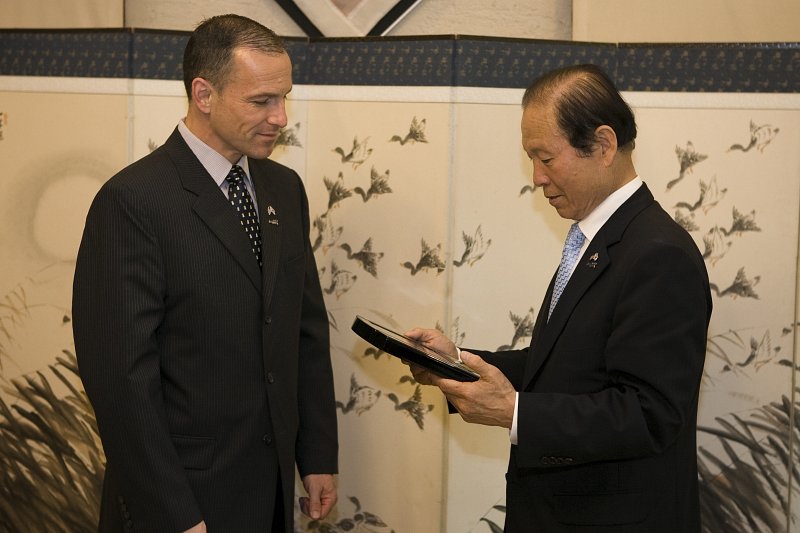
[510,392,519,445]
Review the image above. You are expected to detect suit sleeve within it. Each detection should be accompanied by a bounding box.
[72,180,203,531]
[293,176,339,477]
[514,242,709,468]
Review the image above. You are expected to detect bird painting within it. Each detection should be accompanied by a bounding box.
[497,307,535,350]
[667,141,708,190]
[354,166,393,202]
[399,374,417,386]
[275,122,302,149]
[453,225,492,267]
[674,176,727,215]
[728,120,779,153]
[448,316,467,348]
[736,332,774,372]
[519,183,538,196]
[339,237,384,277]
[701,226,732,267]
[402,239,446,276]
[323,172,353,211]
[389,116,428,145]
[386,385,434,430]
[363,346,387,360]
[709,267,760,300]
[323,261,357,299]
[311,215,343,254]
[336,374,381,415]
[334,136,373,169]
[309,496,394,533]
[673,210,699,232]
[721,207,761,236]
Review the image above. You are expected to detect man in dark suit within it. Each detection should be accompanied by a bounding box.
[72,15,338,533]
[407,64,711,532]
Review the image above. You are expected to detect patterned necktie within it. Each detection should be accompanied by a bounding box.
[226,165,262,268]
[548,222,585,320]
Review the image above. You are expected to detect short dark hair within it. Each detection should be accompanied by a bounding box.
[522,64,637,155]
[182,14,287,98]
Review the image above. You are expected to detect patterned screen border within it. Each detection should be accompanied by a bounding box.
[0,29,798,92]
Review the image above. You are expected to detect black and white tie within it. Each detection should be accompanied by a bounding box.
[226,165,262,268]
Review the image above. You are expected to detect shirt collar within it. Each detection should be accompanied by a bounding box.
[577,177,643,244]
[177,119,252,188]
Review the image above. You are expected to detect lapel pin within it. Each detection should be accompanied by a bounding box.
[268,219,279,225]
[587,252,599,268]
[267,206,276,216]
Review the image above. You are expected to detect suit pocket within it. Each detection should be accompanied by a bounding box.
[171,434,216,470]
[554,490,649,525]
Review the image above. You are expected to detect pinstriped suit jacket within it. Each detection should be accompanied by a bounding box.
[73,129,338,532]
[475,184,710,532]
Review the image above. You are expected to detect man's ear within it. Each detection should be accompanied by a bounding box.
[594,125,618,166]
[191,78,214,114]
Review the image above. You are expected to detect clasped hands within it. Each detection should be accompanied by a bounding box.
[404,328,516,429]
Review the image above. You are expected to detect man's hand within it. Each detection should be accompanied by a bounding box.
[183,521,206,533]
[434,351,516,429]
[403,327,456,385]
[299,473,337,520]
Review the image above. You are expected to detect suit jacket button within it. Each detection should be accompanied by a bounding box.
[264,316,272,324]
[266,372,275,384]
[262,434,272,445]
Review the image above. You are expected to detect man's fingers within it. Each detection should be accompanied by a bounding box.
[458,351,489,375]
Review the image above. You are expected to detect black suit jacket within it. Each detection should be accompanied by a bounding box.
[73,129,338,532]
[477,184,710,532]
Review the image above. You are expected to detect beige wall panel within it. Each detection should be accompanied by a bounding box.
[0,88,127,529]
[447,100,567,531]
[0,0,123,28]
[130,90,187,161]
[297,99,453,533]
[634,102,800,530]
[0,90,127,379]
[574,0,800,42]
[123,0,570,39]
[445,94,800,531]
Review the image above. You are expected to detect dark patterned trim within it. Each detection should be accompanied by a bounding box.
[1,29,798,92]
[617,43,800,92]
[454,37,618,88]
[305,35,455,86]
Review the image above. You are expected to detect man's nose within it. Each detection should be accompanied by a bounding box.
[269,100,288,128]
[532,162,548,186]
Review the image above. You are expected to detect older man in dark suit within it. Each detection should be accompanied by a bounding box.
[73,14,337,533]
[408,64,710,532]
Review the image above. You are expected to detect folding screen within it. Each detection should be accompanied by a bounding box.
[1,31,799,532]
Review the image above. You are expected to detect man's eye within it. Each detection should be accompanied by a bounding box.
[541,158,553,165]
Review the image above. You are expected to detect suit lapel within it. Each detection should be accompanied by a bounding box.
[163,130,263,292]
[522,184,656,388]
[251,159,282,308]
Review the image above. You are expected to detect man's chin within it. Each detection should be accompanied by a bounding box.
[247,145,276,160]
